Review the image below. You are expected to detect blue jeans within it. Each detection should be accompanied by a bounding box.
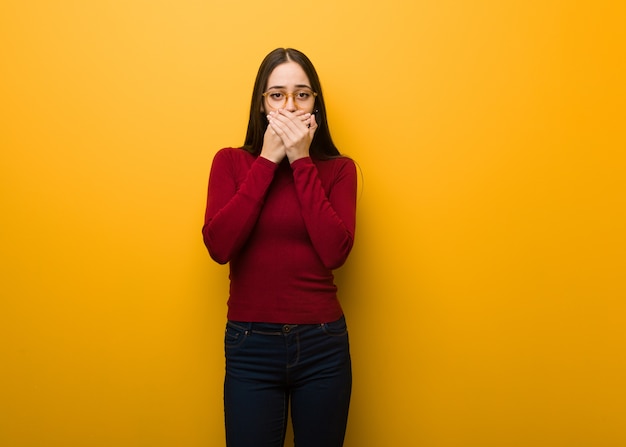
[224,316,352,447]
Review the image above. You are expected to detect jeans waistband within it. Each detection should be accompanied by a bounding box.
[228,315,345,334]
[227,320,303,334]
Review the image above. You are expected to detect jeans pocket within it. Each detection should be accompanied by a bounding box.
[225,321,248,350]
[320,316,348,337]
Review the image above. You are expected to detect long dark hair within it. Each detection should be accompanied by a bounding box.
[242,48,340,159]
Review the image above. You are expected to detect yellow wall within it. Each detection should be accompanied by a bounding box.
[1,1,624,446]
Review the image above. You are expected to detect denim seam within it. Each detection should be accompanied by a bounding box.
[286,333,300,369]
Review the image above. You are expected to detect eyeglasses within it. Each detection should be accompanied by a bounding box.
[262,88,318,108]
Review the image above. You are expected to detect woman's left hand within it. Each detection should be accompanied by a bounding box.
[267,109,318,163]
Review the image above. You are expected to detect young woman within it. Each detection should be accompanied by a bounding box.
[202,48,357,447]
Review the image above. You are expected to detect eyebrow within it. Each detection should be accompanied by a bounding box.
[266,84,312,90]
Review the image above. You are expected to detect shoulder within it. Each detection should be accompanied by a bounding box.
[313,156,356,176]
[212,147,256,168]
[314,155,355,167]
[214,147,255,161]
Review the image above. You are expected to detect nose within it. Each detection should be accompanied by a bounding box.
[284,95,297,112]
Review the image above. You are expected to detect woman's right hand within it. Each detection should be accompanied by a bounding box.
[260,119,286,164]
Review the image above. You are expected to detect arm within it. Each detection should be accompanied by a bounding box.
[202,149,277,264]
[291,157,357,269]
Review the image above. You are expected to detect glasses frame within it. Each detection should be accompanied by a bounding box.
[262,89,318,109]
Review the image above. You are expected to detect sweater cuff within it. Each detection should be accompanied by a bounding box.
[290,156,314,170]
[255,155,281,171]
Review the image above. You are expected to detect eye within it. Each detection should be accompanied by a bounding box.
[268,92,285,100]
[295,91,312,100]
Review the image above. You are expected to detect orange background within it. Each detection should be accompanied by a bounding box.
[1,1,624,446]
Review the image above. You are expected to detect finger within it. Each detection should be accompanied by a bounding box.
[294,110,309,119]
[270,111,307,140]
[280,109,311,133]
[267,114,293,144]
[276,108,303,123]
[301,113,312,127]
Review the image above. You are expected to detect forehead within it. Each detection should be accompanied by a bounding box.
[267,61,310,88]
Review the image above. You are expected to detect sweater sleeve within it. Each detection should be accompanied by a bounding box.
[202,149,277,264]
[290,157,357,270]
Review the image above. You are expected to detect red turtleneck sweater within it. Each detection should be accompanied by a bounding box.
[202,147,357,324]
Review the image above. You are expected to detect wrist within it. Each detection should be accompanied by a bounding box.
[260,153,283,164]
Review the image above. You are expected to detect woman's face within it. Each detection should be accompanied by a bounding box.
[263,61,316,114]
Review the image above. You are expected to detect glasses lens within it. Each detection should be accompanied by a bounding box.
[265,90,286,107]
[294,90,315,103]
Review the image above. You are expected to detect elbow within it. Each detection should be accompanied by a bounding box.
[202,226,230,265]
[205,243,231,265]
[210,252,229,265]
[325,259,346,270]
[206,243,230,265]
[322,238,354,270]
